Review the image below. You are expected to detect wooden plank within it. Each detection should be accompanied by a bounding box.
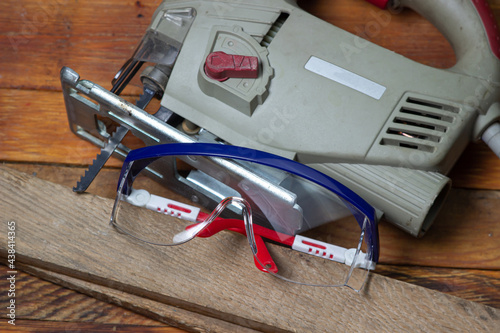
[0,320,182,332]
[1,259,498,332]
[6,261,499,322]
[0,264,165,326]
[449,142,500,189]
[0,89,144,167]
[6,263,499,333]
[375,265,500,309]
[0,166,499,332]
[0,259,258,332]
[4,164,122,198]
[5,163,500,270]
[376,188,500,268]
[14,264,261,333]
[0,0,159,93]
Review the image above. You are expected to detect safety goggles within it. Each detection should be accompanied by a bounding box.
[110,143,379,291]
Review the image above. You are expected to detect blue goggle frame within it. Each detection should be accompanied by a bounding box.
[116,142,380,263]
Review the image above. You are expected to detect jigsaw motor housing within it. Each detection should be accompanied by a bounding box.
[62,0,500,236]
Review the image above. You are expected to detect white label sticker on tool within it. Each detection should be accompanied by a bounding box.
[305,56,386,100]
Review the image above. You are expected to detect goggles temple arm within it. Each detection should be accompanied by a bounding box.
[123,189,375,271]
[119,143,379,263]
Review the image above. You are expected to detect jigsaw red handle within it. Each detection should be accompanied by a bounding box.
[376,0,500,78]
[365,0,389,9]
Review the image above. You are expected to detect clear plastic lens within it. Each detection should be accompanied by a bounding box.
[111,155,375,290]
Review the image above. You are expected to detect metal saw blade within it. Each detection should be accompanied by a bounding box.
[73,86,156,193]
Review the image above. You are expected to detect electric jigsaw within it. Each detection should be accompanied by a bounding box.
[61,0,500,237]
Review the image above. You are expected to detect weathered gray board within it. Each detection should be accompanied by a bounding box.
[1,166,498,332]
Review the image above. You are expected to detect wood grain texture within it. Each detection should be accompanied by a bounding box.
[14,264,262,333]
[0,0,161,93]
[375,265,500,309]
[377,189,500,268]
[1,166,499,332]
[0,320,183,332]
[449,142,500,189]
[0,264,163,326]
[0,261,259,332]
[0,89,141,167]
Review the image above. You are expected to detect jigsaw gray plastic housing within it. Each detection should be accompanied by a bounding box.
[63,0,500,236]
[147,0,500,236]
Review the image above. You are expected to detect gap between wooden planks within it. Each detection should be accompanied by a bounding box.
[1,166,499,332]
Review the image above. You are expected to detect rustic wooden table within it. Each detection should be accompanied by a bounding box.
[1,0,499,331]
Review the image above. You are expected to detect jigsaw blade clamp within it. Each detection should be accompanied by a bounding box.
[61,0,500,237]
